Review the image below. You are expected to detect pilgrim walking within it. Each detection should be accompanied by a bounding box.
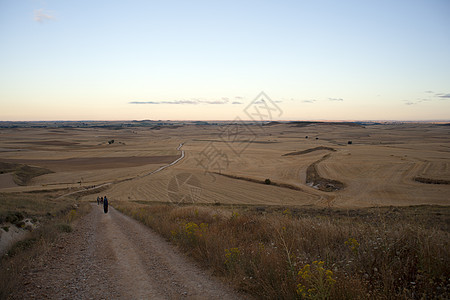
[103,195,108,213]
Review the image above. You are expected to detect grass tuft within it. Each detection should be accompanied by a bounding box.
[56,223,72,233]
[0,197,91,299]
[6,238,38,257]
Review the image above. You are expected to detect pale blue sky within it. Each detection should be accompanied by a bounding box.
[1,0,449,121]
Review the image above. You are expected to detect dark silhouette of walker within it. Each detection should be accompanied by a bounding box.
[103,196,108,213]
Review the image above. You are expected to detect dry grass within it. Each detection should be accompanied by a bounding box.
[0,191,74,222]
[115,201,450,299]
[0,193,90,299]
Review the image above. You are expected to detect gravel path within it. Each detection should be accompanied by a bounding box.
[13,204,243,299]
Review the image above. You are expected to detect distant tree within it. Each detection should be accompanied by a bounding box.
[348,141,352,144]
[264,178,271,185]
[305,136,308,139]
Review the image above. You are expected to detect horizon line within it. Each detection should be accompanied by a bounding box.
[1,119,449,123]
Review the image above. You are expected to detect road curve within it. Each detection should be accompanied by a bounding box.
[57,142,185,199]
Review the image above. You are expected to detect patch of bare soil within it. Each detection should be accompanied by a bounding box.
[282,146,336,156]
[306,154,345,192]
[0,173,17,189]
[1,155,180,172]
[15,140,80,146]
[12,204,243,299]
[0,162,53,186]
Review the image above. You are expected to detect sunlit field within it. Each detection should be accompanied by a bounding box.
[1,121,449,298]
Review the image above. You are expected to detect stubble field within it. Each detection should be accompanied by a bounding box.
[0,122,449,207]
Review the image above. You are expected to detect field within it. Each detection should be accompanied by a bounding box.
[1,121,449,299]
[1,121,448,207]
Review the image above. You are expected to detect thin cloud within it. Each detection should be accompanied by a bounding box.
[129,101,160,104]
[201,99,228,104]
[302,100,316,103]
[436,93,450,99]
[403,98,432,105]
[34,9,55,23]
[234,96,243,100]
[129,98,229,105]
[130,100,198,105]
[232,101,242,104]
[252,98,282,104]
[328,98,344,102]
[403,98,431,105]
[403,92,450,104]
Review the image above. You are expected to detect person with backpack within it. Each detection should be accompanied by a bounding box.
[103,195,108,213]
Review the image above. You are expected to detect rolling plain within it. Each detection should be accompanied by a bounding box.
[1,121,449,299]
[0,121,448,207]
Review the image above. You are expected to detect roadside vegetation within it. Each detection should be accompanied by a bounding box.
[115,201,449,299]
[0,191,90,299]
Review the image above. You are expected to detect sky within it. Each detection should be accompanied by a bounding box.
[0,0,449,121]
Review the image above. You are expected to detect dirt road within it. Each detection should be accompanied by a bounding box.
[13,204,243,299]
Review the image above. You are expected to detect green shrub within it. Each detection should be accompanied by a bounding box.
[7,238,37,257]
